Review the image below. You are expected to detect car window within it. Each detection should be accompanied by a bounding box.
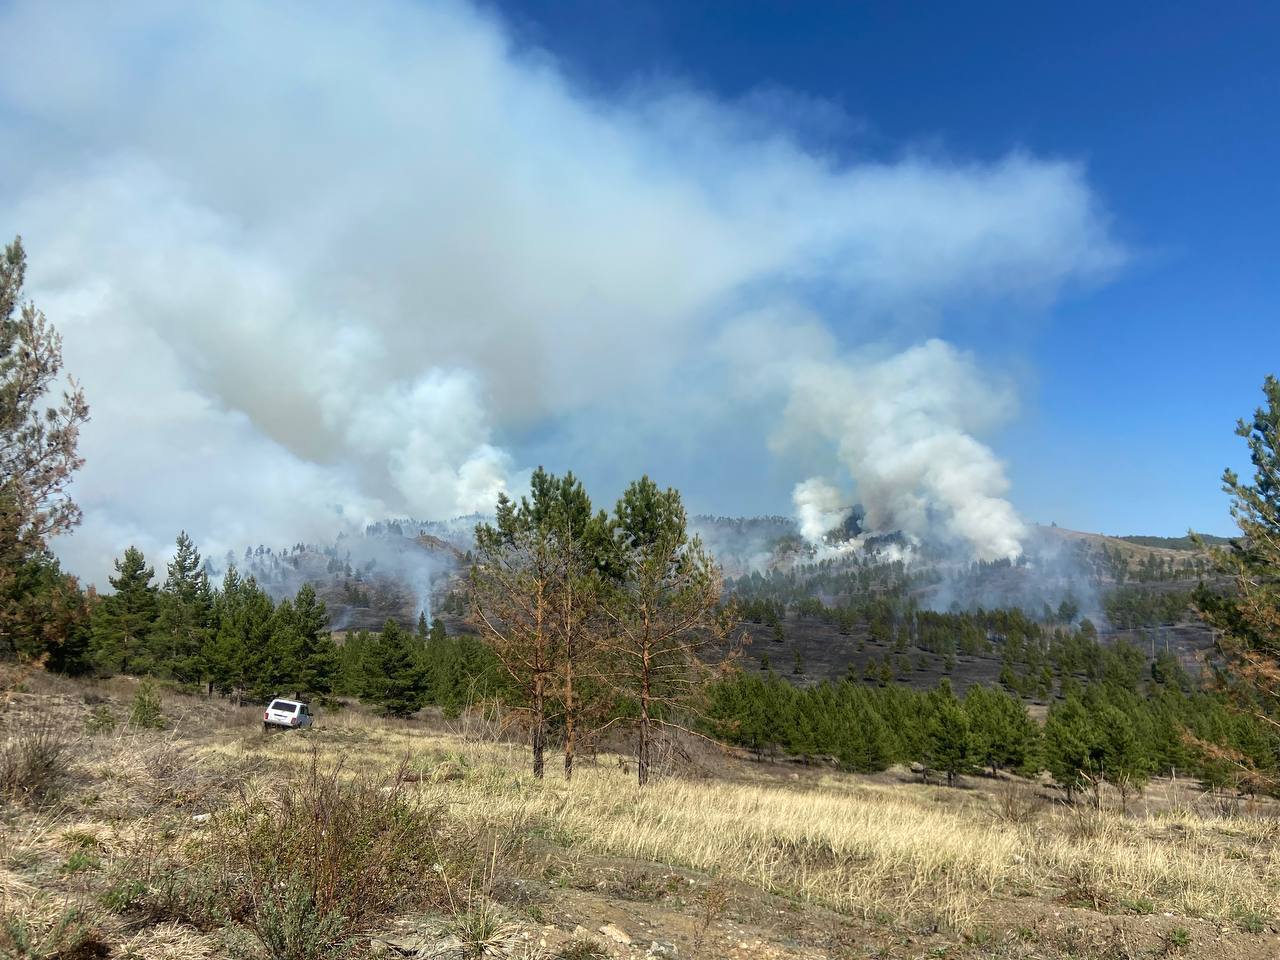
[269,700,298,712]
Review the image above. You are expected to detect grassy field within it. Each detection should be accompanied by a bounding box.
[3,671,1279,959]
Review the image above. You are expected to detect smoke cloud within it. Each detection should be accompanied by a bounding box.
[727,318,1027,561]
[792,478,853,544]
[788,339,1026,561]
[0,0,1121,582]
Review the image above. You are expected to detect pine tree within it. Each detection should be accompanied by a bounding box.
[1197,375,1280,788]
[924,681,974,786]
[1057,596,1080,623]
[335,628,373,698]
[263,597,305,696]
[834,687,893,773]
[367,619,427,717]
[152,531,213,682]
[0,237,90,662]
[2,552,91,671]
[204,567,272,703]
[1097,703,1150,811]
[91,546,158,675]
[428,619,446,644]
[998,662,1018,693]
[965,684,1039,776]
[601,476,733,786]
[471,467,611,780]
[1043,695,1102,802]
[1150,650,1190,691]
[292,583,336,698]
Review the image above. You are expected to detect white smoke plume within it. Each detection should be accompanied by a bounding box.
[790,340,1026,561]
[791,478,853,543]
[0,0,1120,583]
[727,317,1028,561]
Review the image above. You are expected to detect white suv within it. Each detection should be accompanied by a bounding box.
[263,698,314,731]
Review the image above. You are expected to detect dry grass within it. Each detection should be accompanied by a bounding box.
[227,721,1280,936]
[2,673,1279,958]
[0,719,73,805]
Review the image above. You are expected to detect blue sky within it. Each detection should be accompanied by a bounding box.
[494,0,1280,536]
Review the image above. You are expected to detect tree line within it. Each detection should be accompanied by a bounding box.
[28,529,505,720]
[706,659,1275,800]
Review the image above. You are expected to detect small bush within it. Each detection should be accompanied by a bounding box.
[443,899,519,959]
[989,782,1042,824]
[191,752,463,959]
[250,876,352,960]
[100,877,148,913]
[1162,926,1192,953]
[1121,896,1156,915]
[129,681,166,730]
[140,862,236,929]
[60,850,100,875]
[0,903,104,960]
[85,705,117,734]
[557,940,607,960]
[0,721,73,805]
[61,829,103,851]
[1235,910,1267,934]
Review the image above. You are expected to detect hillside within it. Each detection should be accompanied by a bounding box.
[231,517,1224,703]
[232,516,1220,633]
[227,522,470,633]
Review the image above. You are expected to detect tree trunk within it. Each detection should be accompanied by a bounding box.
[638,641,651,787]
[563,656,575,781]
[531,673,546,780]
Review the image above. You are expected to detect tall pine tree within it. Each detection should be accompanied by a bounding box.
[1197,374,1280,787]
[965,684,1039,777]
[152,531,213,682]
[203,567,272,703]
[0,237,90,665]
[91,546,158,675]
[924,680,974,786]
[1043,695,1102,803]
[602,476,732,786]
[365,619,427,717]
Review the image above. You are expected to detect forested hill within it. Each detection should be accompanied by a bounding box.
[216,521,470,632]
[715,521,1223,704]
[214,516,1222,647]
